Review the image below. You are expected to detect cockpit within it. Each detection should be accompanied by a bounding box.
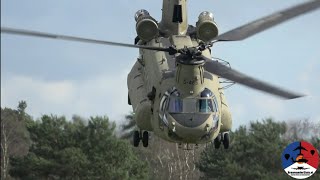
[167,88,218,113]
[158,87,220,135]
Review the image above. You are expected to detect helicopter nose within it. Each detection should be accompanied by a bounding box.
[169,113,210,128]
[166,113,217,142]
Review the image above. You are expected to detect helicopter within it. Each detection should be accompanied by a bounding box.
[2,0,320,149]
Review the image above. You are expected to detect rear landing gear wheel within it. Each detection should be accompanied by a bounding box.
[128,94,131,105]
[214,134,221,149]
[133,131,140,147]
[142,131,149,147]
[223,133,230,149]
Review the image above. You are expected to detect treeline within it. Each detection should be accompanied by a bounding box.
[198,119,320,180]
[1,101,319,179]
[1,101,148,180]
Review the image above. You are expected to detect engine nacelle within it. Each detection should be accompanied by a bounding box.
[135,9,158,42]
[196,11,219,42]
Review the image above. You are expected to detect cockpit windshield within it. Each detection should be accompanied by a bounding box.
[166,88,218,113]
[168,97,217,113]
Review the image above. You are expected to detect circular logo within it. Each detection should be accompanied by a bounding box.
[282,141,319,179]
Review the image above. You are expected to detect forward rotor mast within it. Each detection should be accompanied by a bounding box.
[160,0,188,36]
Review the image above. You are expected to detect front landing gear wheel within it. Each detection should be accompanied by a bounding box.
[133,131,140,147]
[214,135,221,149]
[142,131,149,147]
[223,133,230,149]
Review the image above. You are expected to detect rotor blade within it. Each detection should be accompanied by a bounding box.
[202,56,304,99]
[214,0,320,41]
[1,27,175,53]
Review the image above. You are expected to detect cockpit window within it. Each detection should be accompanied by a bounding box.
[199,88,215,113]
[200,88,213,98]
[168,98,190,113]
[168,97,217,113]
[199,99,214,113]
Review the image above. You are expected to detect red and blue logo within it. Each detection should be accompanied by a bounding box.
[282,141,319,179]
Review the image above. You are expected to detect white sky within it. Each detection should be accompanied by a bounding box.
[1,0,320,128]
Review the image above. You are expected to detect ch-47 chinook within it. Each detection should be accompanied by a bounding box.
[2,0,320,149]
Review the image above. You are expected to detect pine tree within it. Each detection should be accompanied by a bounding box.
[9,115,149,179]
[198,118,320,180]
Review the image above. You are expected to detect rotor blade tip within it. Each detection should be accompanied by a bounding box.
[286,94,306,100]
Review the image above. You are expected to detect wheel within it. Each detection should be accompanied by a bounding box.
[214,135,221,149]
[133,131,140,147]
[223,133,230,149]
[142,131,149,147]
[128,94,131,105]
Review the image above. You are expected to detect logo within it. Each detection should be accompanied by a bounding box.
[282,141,319,179]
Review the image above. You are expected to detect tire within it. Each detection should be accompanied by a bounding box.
[214,135,221,149]
[142,131,149,147]
[133,131,140,147]
[223,133,230,149]
[128,94,131,105]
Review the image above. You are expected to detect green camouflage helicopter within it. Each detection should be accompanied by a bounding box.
[2,0,320,149]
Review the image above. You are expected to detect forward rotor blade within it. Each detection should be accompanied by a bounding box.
[1,27,174,53]
[215,0,320,41]
[202,56,304,99]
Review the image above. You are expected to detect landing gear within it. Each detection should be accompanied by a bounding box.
[128,94,131,105]
[142,131,149,147]
[214,134,221,149]
[223,133,230,149]
[213,132,230,149]
[133,130,149,147]
[133,131,140,147]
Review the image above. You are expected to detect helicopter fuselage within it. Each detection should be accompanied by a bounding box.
[127,35,232,144]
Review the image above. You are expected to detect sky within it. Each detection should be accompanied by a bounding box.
[1,0,320,128]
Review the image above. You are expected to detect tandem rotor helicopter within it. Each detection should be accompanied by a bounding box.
[2,0,320,149]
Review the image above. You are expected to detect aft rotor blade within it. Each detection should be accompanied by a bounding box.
[215,0,320,41]
[202,56,304,99]
[1,27,175,53]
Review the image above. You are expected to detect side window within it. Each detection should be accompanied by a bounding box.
[159,95,168,117]
[159,95,169,127]
[213,96,219,112]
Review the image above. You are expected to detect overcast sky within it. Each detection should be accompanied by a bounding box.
[1,0,319,128]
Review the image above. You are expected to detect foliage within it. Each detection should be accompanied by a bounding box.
[198,118,320,180]
[4,102,319,180]
[9,115,149,180]
[1,101,32,179]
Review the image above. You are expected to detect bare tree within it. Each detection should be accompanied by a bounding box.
[283,118,320,141]
[121,113,204,179]
[135,135,203,180]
